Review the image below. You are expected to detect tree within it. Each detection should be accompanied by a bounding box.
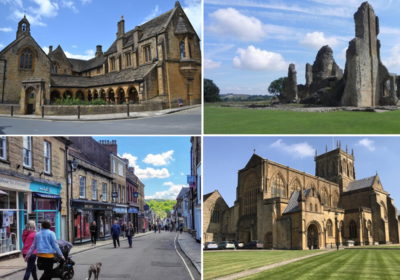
[268,77,287,97]
[204,79,222,102]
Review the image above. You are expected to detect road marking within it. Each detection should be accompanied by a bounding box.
[174,233,195,280]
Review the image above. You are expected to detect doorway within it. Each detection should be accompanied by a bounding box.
[307,224,319,249]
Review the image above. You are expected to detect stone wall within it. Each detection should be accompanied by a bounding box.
[0,104,21,115]
[284,63,298,103]
[203,191,229,244]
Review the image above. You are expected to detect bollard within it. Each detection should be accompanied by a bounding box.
[78,106,80,120]
[11,106,13,117]
[127,103,129,117]
[42,106,44,118]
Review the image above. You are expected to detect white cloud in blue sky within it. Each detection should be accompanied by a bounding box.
[270,139,314,159]
[205,0,400,95]
[356,138,376,151]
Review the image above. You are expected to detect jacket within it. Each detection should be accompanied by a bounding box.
[125,227,135,237]
[22,230,37,255]
[90,225,97,234]
[26,229,62,259]
[111,224,121,236]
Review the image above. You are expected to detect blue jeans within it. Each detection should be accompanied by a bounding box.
[23,254,38,280]
[127,236,132,247]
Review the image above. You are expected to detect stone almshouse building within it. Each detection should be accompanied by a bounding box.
[204,144,400,250]
[0,1,201,114]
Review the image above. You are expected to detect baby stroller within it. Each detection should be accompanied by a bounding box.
[52,240,75,280]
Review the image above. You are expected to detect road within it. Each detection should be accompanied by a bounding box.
[0,107,201,135]
[11,231,200,280]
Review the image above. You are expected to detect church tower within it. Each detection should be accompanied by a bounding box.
[16,15,31,39]
[314,141,356,194]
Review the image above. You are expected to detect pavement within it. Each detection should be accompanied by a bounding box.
[0,104,201,121]
[0,106,201,135]
[177,231,201,274]
[2,231,200,280]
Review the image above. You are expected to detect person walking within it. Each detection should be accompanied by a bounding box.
[121,222,126,238]
[125,222,135,248]
[90,221,97,246]
[179,223,183,234]
[111,220,121,248]
[25,220,64,280]
[22,220,38,280]
[158,223,161,233]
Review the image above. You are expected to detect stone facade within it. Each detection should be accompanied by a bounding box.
[203,144,400,249]
[0,1,201,115]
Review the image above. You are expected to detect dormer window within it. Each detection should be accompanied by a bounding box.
[19,47,34,69]
[110,58,116,71]
[51,63,59,74]
[143,46,152,62]
[179,41,186,58]
[125,53,131,67]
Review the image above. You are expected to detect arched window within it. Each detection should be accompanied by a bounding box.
[332,192,338,208]
[210,206,220,223]
[367,220,372,232]
[22,23,26,31]
[188,42,192,58]
[381,202,388,220]
[20,48,34,69]
[322,188,329,206]
[179,41,186,58]
[309,184,315,197]
[271,173,285,198]
[349,221,357,238]
[290,179,300,197]
[309,203,312,211]
[327,220,333,237]
[315,204,317,212]
[242,172,259,216]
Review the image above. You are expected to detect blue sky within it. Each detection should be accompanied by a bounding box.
[0,0,201,60]
[92,136,192,201]
[204,136,400,210]
[204,0,400,95]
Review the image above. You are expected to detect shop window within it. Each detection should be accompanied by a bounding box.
[79,176,86,198]
[0,211,17,253]
[92,180,97,200]
[23,136,32,168]
[118,163,123,176]
[20,47,34,69]
[102,183,107,201]
[44,141,51,174]
[179,41,186,58]
[0,191,16,209]
[0,136,6,160]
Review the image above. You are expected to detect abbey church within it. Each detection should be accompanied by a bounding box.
[0,1,201,115]
[204,143,400,250]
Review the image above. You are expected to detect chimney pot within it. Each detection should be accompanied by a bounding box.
[49,46,53,53]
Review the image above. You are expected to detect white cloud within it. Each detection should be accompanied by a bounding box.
[32,0,59,18]
[145,182,187,200]
[42,46,49,53]
[270,139,314,159]
[0,27,12,32]
[0,0,23,8]
[80,0,91,5]
[122,153,170,180]
[208,8,266,42]
[383,45,400,68]
[356,138,375,151]
[337,47,347,60]
[204,58,221,69]
[181,173,184,176]
[183,0,202,39]
[142,150,174,166]
[299,32,339,50]
[0,44,4,49]
[143,5,161,23]
[65,49,95,60]
[233,45,289,71]
[60,0,78,13]
[72,45,77,48]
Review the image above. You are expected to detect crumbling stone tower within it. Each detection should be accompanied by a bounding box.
[284,63,298,103]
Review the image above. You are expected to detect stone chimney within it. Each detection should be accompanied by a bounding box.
[99,140,118,155]
[133,26,143,46]
[117,15,125,38]
[129,167,135,174]
[95,45,103,58]
[49,46,53,53]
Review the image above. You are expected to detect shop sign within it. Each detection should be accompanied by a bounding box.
[38,186,51,192]
[133,192,139,198]
[189,182,196,188]
[114,207,127,214]
[128,207,138,213]
[112,192,118,198]
[187,176,195,184]
[0,176,30,190]
[144,205,149,211]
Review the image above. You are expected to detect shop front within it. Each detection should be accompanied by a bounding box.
[113,204,128,226]
[71,200,115,244]
[0,173,31,256]
[127,206,138,232]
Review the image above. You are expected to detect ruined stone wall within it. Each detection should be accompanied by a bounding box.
[284,64,298,102]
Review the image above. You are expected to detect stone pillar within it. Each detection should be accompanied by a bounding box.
[133,53,137,68]
[285,63,298,103]
[157,67,164,95]
[19,87,27,114]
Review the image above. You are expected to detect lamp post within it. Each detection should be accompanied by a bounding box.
[67,157,79,242]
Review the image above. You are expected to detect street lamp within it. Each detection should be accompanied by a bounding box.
[67,157,79,242]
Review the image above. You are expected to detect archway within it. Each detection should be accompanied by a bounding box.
[25,87,35,114]
[100,90,106,101]
[243,231,251,244]
[94,90,99,100]
[307,224,319,249]
[50,90,61,103]
[88,92,93,102]
[75,91,84,100]
[63,91,72,100]
[264,232,273,249]
[128,86,139,104]
[108,89,115,103]
[118,88,125,104]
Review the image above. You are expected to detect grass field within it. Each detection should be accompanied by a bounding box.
[204,104,400,134]
[203,250,323,280]
[241,249,400,280]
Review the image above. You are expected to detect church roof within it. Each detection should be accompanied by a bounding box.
[69,55,105,73]
[50,63,156,88]
[174,14,195,35]
[283,189,310,214]
[346,176,376,192]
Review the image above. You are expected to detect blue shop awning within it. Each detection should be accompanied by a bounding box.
[33,193,61,199]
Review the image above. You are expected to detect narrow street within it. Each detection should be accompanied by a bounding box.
[10,231,200,280]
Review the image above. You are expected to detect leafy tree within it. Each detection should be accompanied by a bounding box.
[146,199,176,219]
[268,77,287,97]
[204,79,222,102]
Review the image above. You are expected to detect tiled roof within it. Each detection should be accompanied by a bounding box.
[283,189,310,214]
[174,14,194,35]
[346,176,375,192]
[50,63,156,88]
[69,55,105,73]
[68,147,94,164]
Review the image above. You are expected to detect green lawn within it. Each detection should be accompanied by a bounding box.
[204,104,400,134]
[203,250,323,280]
[241,249,400,280]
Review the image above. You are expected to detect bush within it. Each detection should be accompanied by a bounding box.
[53,96,110,106]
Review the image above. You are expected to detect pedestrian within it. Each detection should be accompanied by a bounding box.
[179,224,183,234]
[25,220,64,280]
[126,222,135,248]
[153,224,156,233]
[90,221,97,246]
[121,222,126,238]
[111,220,121,248]
[22,220,38,280]
[158,223,161,233]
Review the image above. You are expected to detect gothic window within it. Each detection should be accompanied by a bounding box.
[332,192,338,208]
[271,173,285,198]
[315,204,317,212]
[327,220,333,237]
[243,172,258,215]
[110,58,115,71]
[367,220,372,232]
[19,48,34,69]
[309,203,312,211]
[179,41,186,58]
[349,221,357,238]
[310,185,315,197]
[381,202,388,220]
[322,188,329,206]
[290,179,301,197]
[210,206,220,223]
[126,53,132,67]
[347,163,350,177]
[143,46,152,62]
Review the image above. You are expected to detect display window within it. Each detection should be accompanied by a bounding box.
[0,211,17,254]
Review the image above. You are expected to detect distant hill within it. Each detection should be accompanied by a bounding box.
[220,93,273,101]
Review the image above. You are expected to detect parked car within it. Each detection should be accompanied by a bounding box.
[234,241,245,249]
[218,241,235,250]
[204,241,218,250]
[244,240,264,249]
